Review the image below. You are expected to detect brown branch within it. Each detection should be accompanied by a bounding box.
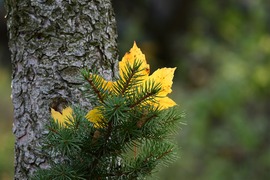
[136,114,157,128]
[129,91,156,109]
[156,149,173,160]
[120,68,136,95]
[48,127,59,135]
[86,76,105,103]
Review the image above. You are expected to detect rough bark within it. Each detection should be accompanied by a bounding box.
[4,0,118,179]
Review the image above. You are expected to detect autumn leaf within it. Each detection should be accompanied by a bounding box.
[85,107,103,128]
[119,42,150,79]
[84,42,177,127]
[56,42,177,128]
[146,67,177,109]
[116,42,177,109]
[51,107,74,127]
[51,106,101,128]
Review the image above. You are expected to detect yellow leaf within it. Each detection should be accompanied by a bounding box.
[107,81,114,89]
[155,97,177,110]
[119,42,150,79]
[85,42,177,120]
[89,74,113,91]
[148,67,176,97]
[85,107,103,128]
[52,43,178,129]
[51,107,73,127]
[50,106,104,128]
[143,67,177,109]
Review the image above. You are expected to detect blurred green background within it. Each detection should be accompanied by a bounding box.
[1,0,270,179]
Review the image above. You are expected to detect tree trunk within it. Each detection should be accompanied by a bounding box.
[4,0,118,179]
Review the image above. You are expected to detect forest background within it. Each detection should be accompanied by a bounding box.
[0,0,270,179]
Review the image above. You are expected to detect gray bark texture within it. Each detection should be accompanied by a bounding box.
[4,0,118,179]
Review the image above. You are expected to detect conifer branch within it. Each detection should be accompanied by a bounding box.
[86,76,105,104]
[156,149,173,161]
[48,127,59,135]
[120,67,137,95]
[33,43,183,179]
[115,60,145,96]
[130,91,157,109]
[137,113,158,128]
